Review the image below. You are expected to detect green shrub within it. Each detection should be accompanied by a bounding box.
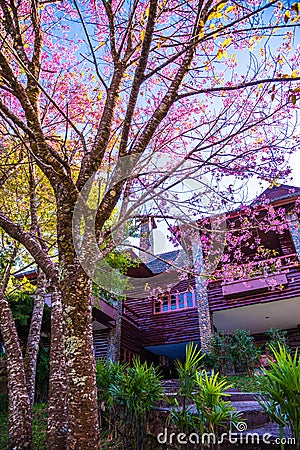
[168,343,204,433]
[194,370,242,438]
[96,358,126,432]
[0,403,47,449]
[35,346,50,403]
[208,330,261,376]
[229,329,261,376]
[258,344,300,450]
[227,374,268,392]
[207,332,232,375]
[169,343,242,444]
[96,358,126,406]
[96,357,163,449]
[0,393,8,415]
[265,327,289,355]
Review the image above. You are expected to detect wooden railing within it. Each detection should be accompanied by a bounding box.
[212,253,299,283]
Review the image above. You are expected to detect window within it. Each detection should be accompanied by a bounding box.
[178,293,185,309]
[186,291,194,307]
[170,295,177,310]
[154,290,196,313]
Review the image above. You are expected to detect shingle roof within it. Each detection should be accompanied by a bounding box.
[146,250,181,274]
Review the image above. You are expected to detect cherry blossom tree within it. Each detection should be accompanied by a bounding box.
[0,0,300,448]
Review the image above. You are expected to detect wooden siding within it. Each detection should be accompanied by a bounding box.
[208,266,300,312]
[93,329,109,359]
[125,279,201,347]
[142,307,200,347]
[287,326,300,350]
[121,316,143,355]
[122,210,300,352]
[278,229,296,255]
[121,316,158,363]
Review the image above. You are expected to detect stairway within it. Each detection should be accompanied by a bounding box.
[156,381,293,448]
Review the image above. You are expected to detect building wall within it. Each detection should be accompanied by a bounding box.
[121,316,158,363]
[125,279,201,347]
[254,326,300,352]
[208,266,300,312]
[94,200,300,358]
[208,225,300,312]
[93,329,109,360]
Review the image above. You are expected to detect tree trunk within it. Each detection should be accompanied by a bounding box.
[62,267,100,449]
[56,193,100,449]
[0,287,32,449]
[106,299,122,362]
[24,270,47,407]
[46,285,67,450]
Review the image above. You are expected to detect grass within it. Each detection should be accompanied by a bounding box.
[0,402,47,449]
[227,374,268,392]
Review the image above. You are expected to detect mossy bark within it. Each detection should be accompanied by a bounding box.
[57,198,100,449]
[24,270,47,407]
[0,288,32,449]
[46,286,67,450]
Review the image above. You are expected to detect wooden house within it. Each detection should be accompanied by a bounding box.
[11,184,300,370]
[92,184,300,366]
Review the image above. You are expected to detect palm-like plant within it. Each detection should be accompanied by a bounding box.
[257,344,300,449]
[96,358,126,433]
[168,343,204,433]
[169,344,242,449]
[194,370,242,444]
[110,358,163,449]
[112,358,163,417]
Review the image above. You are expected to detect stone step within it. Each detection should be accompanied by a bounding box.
[158,391,259,408]
[231,400,270,429]
[220,423,293,449]
[156,398,270,430]
[149,410,291,450]
[245,422,292,438]
[161,380,180,393]
[226,391,259,402]
[187,400,269,429]
[156,392,194,408]
[162,382,257,400]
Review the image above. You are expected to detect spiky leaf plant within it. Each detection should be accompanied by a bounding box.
[257,344,300,449]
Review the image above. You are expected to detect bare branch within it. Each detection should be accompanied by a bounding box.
[177,76,300,100]
[0,212,58,282]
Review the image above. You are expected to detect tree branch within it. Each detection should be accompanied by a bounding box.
[176,76,300,100]
[0,212,58,282]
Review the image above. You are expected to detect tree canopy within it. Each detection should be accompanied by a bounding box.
[0,0,300,448]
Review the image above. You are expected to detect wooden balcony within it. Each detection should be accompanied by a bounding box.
[222,272,288,297]
[92,297,117,328]
[208,254,300,312]
[214,253,299,299]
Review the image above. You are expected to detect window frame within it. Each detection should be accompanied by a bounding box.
[154,290,196,314]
